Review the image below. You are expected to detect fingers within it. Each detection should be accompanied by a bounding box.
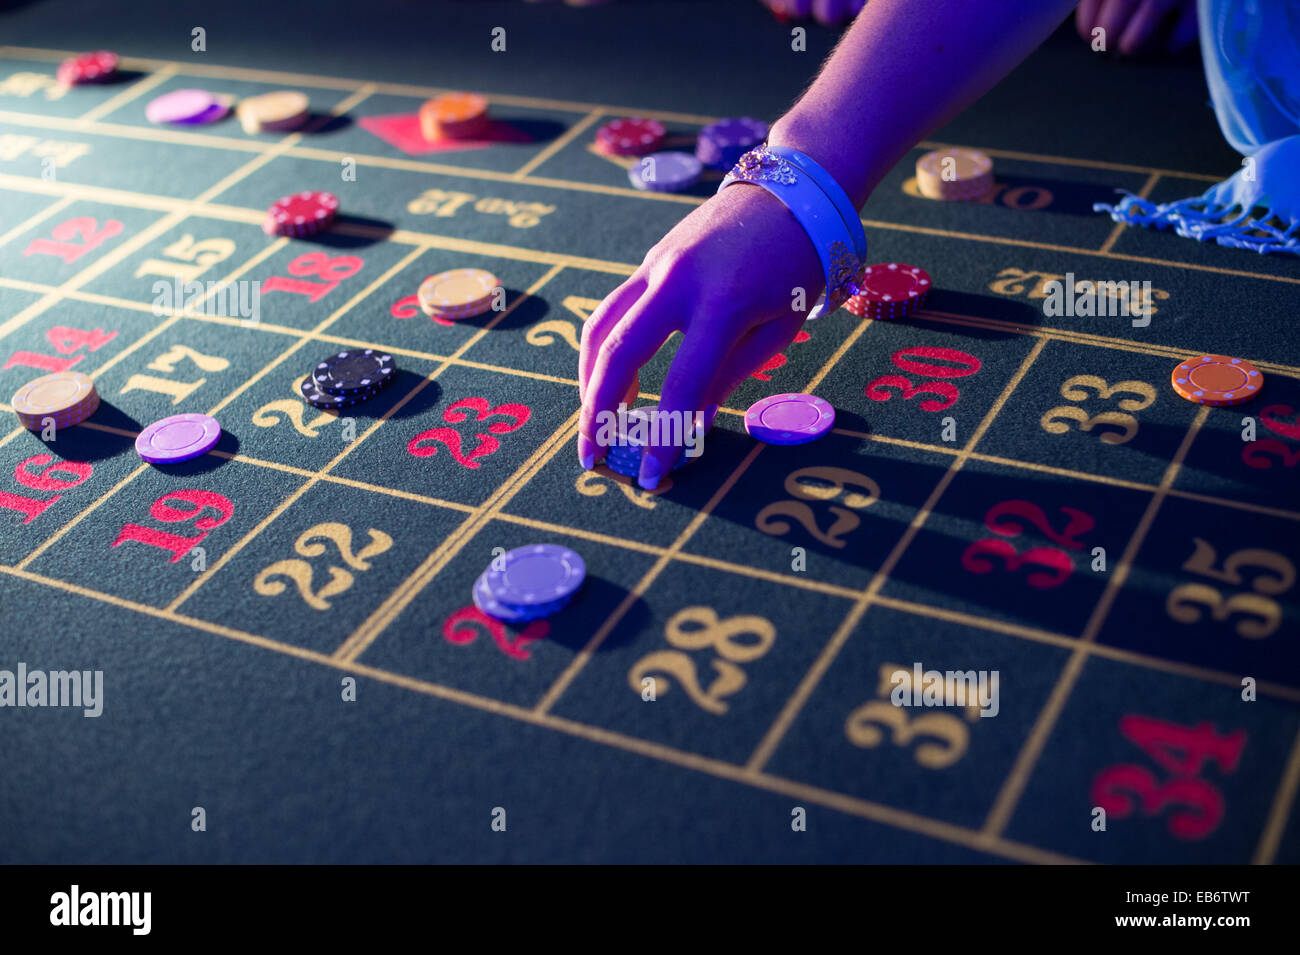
[640,323,732,490]
[1095,0,1142,52]
[705,310,807,411]
[579,274,646,403]
[579,295,678,470]
[1075,0,1104,40]
[1118,0,1179,55]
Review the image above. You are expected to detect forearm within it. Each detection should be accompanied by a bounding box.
[770,0,1079,205]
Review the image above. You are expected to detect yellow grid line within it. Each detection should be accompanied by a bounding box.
[981,406,1209,839]
[745,338,1049,772]
[0,561,1078,864]
[1,48,1294,865]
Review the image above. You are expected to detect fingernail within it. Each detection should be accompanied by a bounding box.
[578,436,595,471]
[638,454,662,490]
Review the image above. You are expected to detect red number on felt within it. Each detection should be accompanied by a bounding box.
[865,375,959,412]
[443,606,547,660]
[892,346,981,379]
[1118,715,1245,777]
[959,538,1074,589]
[0,454,94,524]
[111,489,235,561]
[3,325,118,372]
[1259,405,1300,440]
[1242,438,1300,470]
[23,217,123,263]
[751,329,811,381]
[390,294,453,327]
[865,346,981,412]
[263,252,364,303]
[1090,715,1244,841]
[407,428,499,468]
[1091,766,1224,840]
[408,398,531,468]
[984,501,1094,550]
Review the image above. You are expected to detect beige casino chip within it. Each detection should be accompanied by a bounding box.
[417,268,500,320]
[237,90,310,134]
[916,147,994,200]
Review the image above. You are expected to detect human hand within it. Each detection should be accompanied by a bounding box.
[1075,0,1198,56]
[578,183,823,488]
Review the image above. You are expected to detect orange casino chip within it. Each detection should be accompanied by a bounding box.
[419,93,490,141]
[417,268,500,320]
[1170,354,1264,407]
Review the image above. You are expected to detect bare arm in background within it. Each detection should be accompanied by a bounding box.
[579,0,1080,489]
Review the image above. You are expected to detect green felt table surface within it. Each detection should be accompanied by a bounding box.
[0,0,1297,864]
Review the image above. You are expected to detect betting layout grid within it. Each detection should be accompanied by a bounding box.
[0,47,1297,865]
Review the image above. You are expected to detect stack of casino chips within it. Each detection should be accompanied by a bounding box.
[419,92,490,141]
[844,262,932,320]
[11,371,99,432]
[603,405,693,479]
[56,50,118,86]
[237,90,310,134]
[299,349,397,410]
[417,268,500,320]
[915,147,994,201]
[594,117,666,157]
[473,544,586,624]
[695,117,768,170]
[263,190,339,238]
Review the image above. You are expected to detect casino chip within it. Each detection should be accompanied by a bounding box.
[263,190,339,238]
[417,268,499,320]
[146,89,221,125]
[56,51,118,86]
[695,117,768,170]
[1171,354,1264,406]
[419,92,489,141]
[11,371,99,431]
[478,543,586,621]
[311,349,396,396]
[845,263,932,320]
[299,375,384,410]
[472,571,569,624]
[237,90,310,134]
[628,152,702,193]
[744,393,835,445]
[595,117,666,157]
[135,413,222,464]
[602,404,694,476]
[915,147,994,201]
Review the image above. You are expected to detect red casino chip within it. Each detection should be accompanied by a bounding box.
[595,117,667,156]
[56,50,119,86]
[262,190,340,238]
[845,262,932,319]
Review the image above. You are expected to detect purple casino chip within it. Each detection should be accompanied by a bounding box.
[628,151,702,193]
[472,571,568,624]
[744,393,835,446]
[145,89,219,125]
[135,413,222,464]
[482,544,586,607]
[173,97,232,125]
[696,117,768,169]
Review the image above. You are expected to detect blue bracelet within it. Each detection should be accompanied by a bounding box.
[766,145,867,263]
[719,145,865,319]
